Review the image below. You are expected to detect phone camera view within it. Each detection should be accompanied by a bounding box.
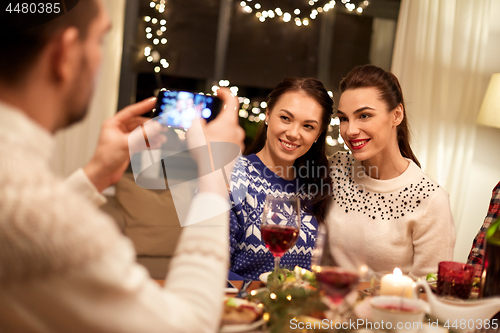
[156,90,219,130]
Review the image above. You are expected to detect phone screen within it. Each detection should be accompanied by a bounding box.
[155,90,222,130]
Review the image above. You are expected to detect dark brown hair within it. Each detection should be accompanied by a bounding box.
[245,77,334,222]
[0,0,99,86]
[339,65,421,167]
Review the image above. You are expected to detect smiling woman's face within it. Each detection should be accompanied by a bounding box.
[337,87,401,163]
[262,90,323,168]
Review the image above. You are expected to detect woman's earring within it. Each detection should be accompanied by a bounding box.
[265,121,268,125]
[314,139,317,143]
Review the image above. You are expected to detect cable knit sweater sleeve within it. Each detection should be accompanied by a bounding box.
[410,189,456,279]
[64,168,107,206]
[0,104,232,332]
[0,164,229,333]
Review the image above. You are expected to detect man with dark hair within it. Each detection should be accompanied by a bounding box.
[0,0,99,86]
[0,1,245,332]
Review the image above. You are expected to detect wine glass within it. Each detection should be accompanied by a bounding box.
[261,195,301,276]
[312,224,366,315]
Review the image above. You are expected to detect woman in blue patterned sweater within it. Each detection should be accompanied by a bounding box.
[229,78,334,280]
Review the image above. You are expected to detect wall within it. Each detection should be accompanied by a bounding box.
[453,0,500,262]
[50,0,126,177]
[370,17,397,72]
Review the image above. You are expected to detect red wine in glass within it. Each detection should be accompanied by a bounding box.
[261,224,299,257]
[261,196,301,275]
[316,266,360,305]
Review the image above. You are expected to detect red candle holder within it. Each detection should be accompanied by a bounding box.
[437,261,474,300]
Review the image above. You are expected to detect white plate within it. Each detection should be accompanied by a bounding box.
[220,297,265,332]
[259,272,271,284]
[219,319,266,333]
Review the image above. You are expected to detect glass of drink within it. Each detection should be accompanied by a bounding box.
[437,261,474,300]
[311,224,362,311]
[261,195,301,276]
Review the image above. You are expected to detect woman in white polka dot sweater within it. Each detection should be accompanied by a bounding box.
[326,65,455,280]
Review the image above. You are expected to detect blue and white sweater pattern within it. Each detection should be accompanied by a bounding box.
[229,154,319,280]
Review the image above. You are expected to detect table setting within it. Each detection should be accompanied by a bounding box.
[213,196,500,333]
[219,265,500,333]
[217,251,500,332]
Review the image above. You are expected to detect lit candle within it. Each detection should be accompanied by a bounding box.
[380,268,414,298]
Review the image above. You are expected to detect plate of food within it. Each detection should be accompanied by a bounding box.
[259,266,316,288]
[422,273,437,290]
[258,272,272,284]
[220,297,265,333]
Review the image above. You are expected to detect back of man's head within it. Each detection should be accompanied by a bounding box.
[0,0,99,87]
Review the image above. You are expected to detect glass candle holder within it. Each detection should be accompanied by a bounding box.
[437,261,474,300]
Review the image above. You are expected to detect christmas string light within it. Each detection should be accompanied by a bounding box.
[141,2,346,148]
[143,0,169,72]
[239,0,369,26]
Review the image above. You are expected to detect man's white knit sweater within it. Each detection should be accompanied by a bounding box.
[0,101,230,333]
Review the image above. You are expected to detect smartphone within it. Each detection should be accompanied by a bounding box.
[154,89,222,130]
[225,280,239,293]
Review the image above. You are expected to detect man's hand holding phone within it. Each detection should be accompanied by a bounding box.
[188,88,245,197]
[155,89,222,130]
[84,98,167,192]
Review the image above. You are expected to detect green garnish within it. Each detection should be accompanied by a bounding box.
[226,297,237,307]
[268,269,294,283]
[426,273,438,281]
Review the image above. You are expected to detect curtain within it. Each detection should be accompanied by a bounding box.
[50,0,126,178]
[391,0,491,244]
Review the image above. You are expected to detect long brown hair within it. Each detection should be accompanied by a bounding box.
[245,77,334,222]
[339,65,421,167]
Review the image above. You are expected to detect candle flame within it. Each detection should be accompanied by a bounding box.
[393,267,403,276]
[360,264,368,274]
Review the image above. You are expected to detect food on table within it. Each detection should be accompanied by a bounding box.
[267,268,295,284]
[221,297,263,326]
[426,273,437,282]
[266,266,316,288]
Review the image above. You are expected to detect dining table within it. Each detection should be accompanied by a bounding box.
[156,276,500,333]
[153,279,399,333]
[155,279,372,294]
[154,279,419,299]
[225,280,373,296]
[153,278,360,332]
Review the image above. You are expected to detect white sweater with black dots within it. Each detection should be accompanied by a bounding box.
[326,152,455,280]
